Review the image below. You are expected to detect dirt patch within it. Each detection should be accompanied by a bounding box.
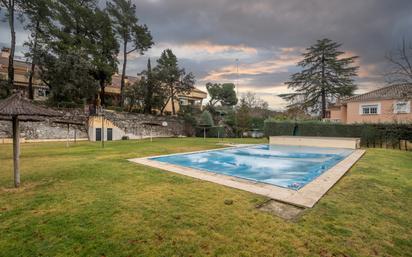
[257,200,306,220]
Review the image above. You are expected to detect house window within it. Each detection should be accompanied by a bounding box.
[179,97,188,106]
[37,88,49,97]
[360,104,380,115]
[394,101,410,114]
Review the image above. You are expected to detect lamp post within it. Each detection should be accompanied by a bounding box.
[235,58,240,138]
[101,113,104,148]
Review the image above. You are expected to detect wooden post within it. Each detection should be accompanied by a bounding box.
[101,115,105,148]
[203,127,206,139]
[66,124,69,148]
[150,126,153,142]
[74,127,77,143]
[12,116,20,188]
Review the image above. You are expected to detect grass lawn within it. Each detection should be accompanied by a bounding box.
[0,138,411,257]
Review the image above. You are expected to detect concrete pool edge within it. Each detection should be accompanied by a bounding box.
[128,147,365,208]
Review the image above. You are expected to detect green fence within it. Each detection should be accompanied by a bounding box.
[264,121,412,150]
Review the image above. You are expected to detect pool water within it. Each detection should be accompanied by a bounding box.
[151,145,353,190]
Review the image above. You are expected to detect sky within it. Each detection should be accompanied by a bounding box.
[1,0,412,110]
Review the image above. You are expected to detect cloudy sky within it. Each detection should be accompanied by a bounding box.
[1,0,412,109]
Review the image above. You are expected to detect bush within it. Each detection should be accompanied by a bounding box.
[195,126,226,138]
[264,120,412,148]
[198,110,214,127]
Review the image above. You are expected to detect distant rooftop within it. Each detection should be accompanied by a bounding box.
[342,84,412,103]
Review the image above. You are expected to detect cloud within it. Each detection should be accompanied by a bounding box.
[123,41,258,62]
[201,47,302,82]
[1,0,411,109]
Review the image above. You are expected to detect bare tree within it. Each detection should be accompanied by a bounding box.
[385,39,412,84]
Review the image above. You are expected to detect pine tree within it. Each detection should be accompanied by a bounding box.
[36,0,117,105]
[236,97,251,136]
[206,82,238,107]
[283,38,359,118]
[142,59,164,114]
[20,0,52,99]
[155,49,195,115]
[107,0,153,106]
[198,110,214,139]
[90,9,119,106]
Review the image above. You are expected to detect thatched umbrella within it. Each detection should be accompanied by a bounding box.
[0,93,61,187]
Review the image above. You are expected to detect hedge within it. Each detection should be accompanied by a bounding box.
[264,121,412,149]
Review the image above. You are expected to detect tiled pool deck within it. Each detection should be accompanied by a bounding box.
[129,146,365,208]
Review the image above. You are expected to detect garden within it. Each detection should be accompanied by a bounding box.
[1,138,411,256]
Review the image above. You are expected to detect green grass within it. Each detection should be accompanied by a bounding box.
[0,138,411,257]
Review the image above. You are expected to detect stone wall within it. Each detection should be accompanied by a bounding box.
[88,110,187,141]
[0,108,88,141]
[0,108,189,142]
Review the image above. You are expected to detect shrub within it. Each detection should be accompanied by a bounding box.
[264,120,412,148]
[195,126,226,138]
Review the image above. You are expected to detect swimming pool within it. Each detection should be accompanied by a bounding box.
[150,144,354,190]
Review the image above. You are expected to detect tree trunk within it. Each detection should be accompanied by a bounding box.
[120,38,128,107]
[12,116,20,188]
[171,86,176,115]
[160,96,171,115]
[28,21,40,100]
[99,78,106,106]
[144,93,152,114]
[144,59,153,114]
[7,0,16,94]
[321,51,327,119]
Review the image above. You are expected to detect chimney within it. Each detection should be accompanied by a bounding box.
[1,47,11,58]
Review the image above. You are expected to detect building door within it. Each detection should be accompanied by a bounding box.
[107,128,113,141]
[96,128,102,141]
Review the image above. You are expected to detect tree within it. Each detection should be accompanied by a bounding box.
[206,82,238,107]
[155,49,195,115]
[241,92,268,109]
[20,0,52,99]
[124,60,166,113]
[236,98,251,136]
[283,38,359,118]
[198,110,214,139]
[140,59,165,114]
[42,51,98,105]
[107,0,153,106]
[385,39,412,84]
[198,110,214,127]
[0,74,8,99]
[36,0,114,105]
[89,9,119,106]
[0,0,19,96]
[124,78,144,112]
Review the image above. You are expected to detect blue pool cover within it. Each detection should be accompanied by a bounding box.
[150,144,353,190]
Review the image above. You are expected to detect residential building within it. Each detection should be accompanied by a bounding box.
[0,47,207,114]
[107,74,207,114]
[0,47,49,100]
[325,84,412,124]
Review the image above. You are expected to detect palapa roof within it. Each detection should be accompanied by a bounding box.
[0,115,46,122]
[0,93,61,118]
[342,84,412,103]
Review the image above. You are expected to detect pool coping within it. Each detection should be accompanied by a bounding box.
[128,145,365,208]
